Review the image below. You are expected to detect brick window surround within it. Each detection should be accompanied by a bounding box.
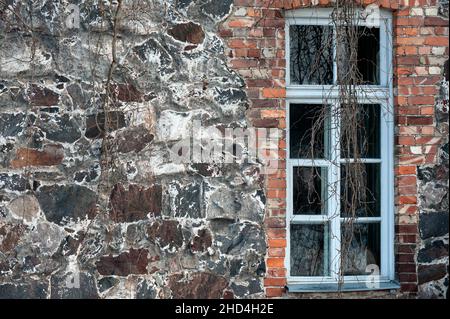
[220,0,449,297]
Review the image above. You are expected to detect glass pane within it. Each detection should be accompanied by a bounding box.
[290,223,330,276]
[289,104,328,159]
[358,27,380,85]
[337,26,380,85]
[340,163,380,217]
[289,25,333,85]
[293,167,328,215]
[341,104,380,158]
[341,222,381,275]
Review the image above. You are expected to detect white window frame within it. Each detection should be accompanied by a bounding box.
[285,8,395,288]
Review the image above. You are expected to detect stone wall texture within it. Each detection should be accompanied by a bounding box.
[0,0,448,299]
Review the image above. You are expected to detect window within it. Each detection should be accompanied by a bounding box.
[285,8,395,289]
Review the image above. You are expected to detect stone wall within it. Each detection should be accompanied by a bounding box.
[0,0,448,299]
[416,62,449,298]
[0,0,267,299]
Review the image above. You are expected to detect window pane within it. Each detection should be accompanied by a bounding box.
[340,163,380,217]
[289,104,327,159]
[341,104,380,158]
[293,167,328,215]
[337,26,380,85]
[289,25,333,85]
[290,224,330,276]
[358,27,380,85]
[341,222,381,275]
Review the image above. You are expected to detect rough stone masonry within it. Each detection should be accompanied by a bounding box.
[0,0,448,299]
[0,0,266,299]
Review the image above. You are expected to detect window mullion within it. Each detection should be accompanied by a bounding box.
[329,100,341,281]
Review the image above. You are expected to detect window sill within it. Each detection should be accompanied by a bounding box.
[286,280,400,293]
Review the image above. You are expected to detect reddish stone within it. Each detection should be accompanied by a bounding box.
[251,118,278,128]
[10,144,64,168]
[96,248,148,276]
[109,184,162,222]
[168,22,205,44]
[0,223,27,253]
[168,272,228,299]
[110,83,144,102]
[28,84,59,106]
[223,290,234,299]
[190,228,212,252]
[418,264,447,284]
[147,220,183,249]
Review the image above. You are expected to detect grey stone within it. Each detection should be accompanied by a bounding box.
[419,211,449,239]
[98,276,119,293]
[36,184,97,224]
[0,281,48,299]
[39,113,82,143]
[201,0,233,20]
[50,272,99,299]
[116,126,154,154]
[136,280,157,299]
[85,111,126,139]
[7,194,41,223]
[0,174,29,192]
[31,222,66,256]
[215,222,266,255]
[0,113,26,137]
[166,180,202,218]
[73,165,100,183]
[418,240,449,263]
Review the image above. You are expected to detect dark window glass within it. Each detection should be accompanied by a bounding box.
[291,224,330,276]
[341,222,381,275]
[341,104,380,158]
[289,25,333,85]
[340,163,380,217]
[337,26,380,85]
[293,167,327,215]
[358,27,380,85]
[289,104,327,159]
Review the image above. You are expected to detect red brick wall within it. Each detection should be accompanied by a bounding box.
[221,0,449,297]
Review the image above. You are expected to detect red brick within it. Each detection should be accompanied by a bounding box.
[398,273,418,283]
[408,96,435,105]
[407,117,434,125]
[398,196,417,204]
[397,263,417,273]
[398,176,417,186]
[228,39,257,49]
[267,228,286,239]
[401,283,418,292]
[228,18,254,28]
[424,17,449,26]
[268,248,285,257]
[265,217,285,228]
[265,287,285,297]
[268,239,286,248]
[250,99,279,108]
[397,254,415,262]
[230,59,258,68]
[264,278,287,287]
[396,224,418,234]
[397,166,416,175]
[262,88,286,98]
[266,257,285,267]
[267,268,286,278]
[247,79,273,87]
